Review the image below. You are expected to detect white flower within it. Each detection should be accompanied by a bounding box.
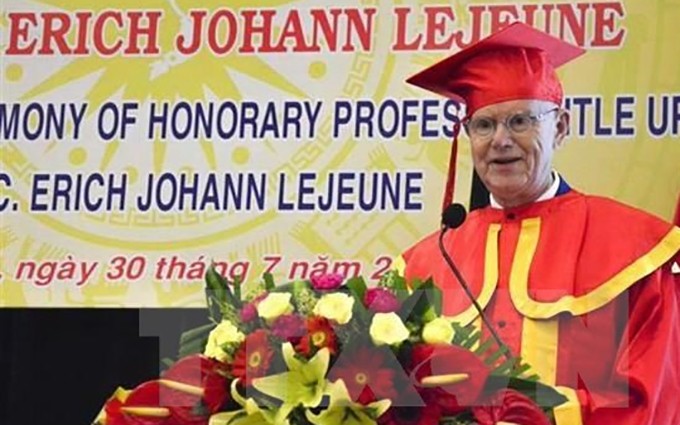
[257,293,294,321]
[313,293,355,325]
[370,312,410,346]
[204,320,245,362]
[422,317,454,344]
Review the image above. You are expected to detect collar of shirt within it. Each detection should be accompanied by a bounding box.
[489,171,561,209]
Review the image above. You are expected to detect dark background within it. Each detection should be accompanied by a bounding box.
[0,308,208,425]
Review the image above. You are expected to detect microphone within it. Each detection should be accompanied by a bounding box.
[442,203,467,229]
[438,203,512,361]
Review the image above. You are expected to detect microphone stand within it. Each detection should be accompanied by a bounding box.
[438,224,513,362]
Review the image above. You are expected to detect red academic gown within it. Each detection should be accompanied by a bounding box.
[401,190,680,425]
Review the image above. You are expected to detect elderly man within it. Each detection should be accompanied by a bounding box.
[399,23,680,425]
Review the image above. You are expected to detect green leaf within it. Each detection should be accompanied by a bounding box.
[205,289,224,323]
[492,356,520,375]
[178,323,214,358]
[401,279,442,323]
[483,345,510,367]
[473,338,494,357]
[206,265,229,301]
[351,303,371,329]
[512,364,536,379]
[342,278,371,328]
[427,285,443,316]
[346,276,367,303]
[386,270,410,303]
[263,272,276,292]
[390,274,408,292]
[410,278,424,290]
[271,281,295,294]
[232,274,243,305]
[291,279,312,299]
[459,329,482,349]
[205,265,242,322]
[397,289,423,322]
[417,279,442,317]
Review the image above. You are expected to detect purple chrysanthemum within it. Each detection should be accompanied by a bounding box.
[271,314,306,343]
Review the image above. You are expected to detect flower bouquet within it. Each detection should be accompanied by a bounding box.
[94,269,566,425]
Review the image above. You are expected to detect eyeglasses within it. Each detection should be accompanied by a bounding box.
[463,108,559,139]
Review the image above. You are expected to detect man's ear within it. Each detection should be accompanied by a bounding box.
[553,108,570,149]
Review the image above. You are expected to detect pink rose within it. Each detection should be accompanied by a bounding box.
[240,302,258,322]
[364,288,400,313]
[310,273,344,290]
[240,293,267,322]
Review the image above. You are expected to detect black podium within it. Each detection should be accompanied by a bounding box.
[0,308,207,425]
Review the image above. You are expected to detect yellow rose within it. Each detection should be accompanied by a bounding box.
[422,317,454,344]
[313,293,354,325]
[370,312,410,346]
[204,320,245,362]
[257,292,294,321]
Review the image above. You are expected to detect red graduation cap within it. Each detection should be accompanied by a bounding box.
[406,22,586,210]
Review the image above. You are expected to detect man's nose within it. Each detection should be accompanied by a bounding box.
[490,123,514,148]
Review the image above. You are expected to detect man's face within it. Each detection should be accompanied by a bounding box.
[467,99,569,208]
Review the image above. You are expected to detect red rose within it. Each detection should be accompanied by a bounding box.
[472,389,552,425]
[410,344,491,415]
